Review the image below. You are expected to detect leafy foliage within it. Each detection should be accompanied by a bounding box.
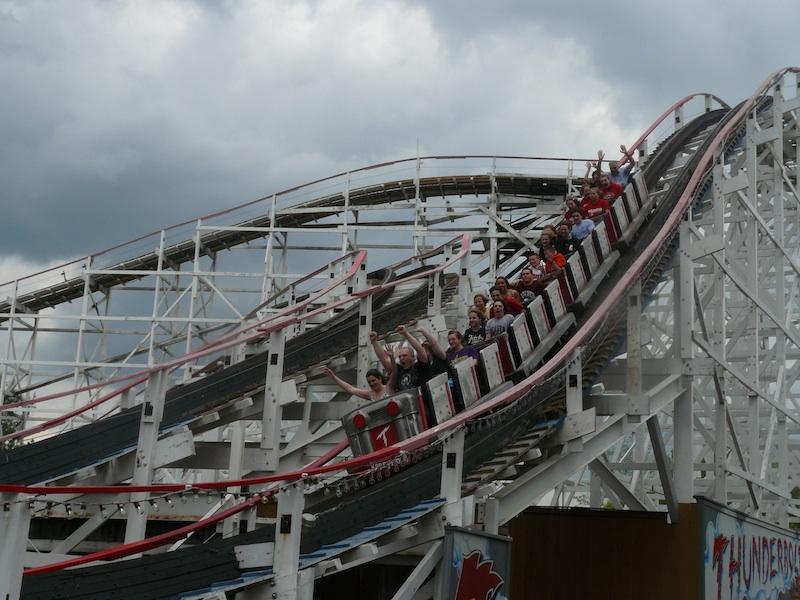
[0,412,22,450]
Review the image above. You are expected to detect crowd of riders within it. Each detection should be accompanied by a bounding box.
[325,147,635,400]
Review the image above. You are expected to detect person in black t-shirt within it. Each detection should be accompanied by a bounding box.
[463,309,486,346]
[513,267,539,305]
[372,326,463,430]
[372,325,429,392]
[416,326,450,381]
[554,221,578,257]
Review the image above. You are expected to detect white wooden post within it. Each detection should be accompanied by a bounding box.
[440,429,466,526]
[124,369,168,545]
[273,483,305,599]
[0,494,30,600]
[262,328,286,471]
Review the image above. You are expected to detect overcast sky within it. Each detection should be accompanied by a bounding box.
[1,0,798,282]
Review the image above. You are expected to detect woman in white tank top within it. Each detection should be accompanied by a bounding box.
[324,367,393,401]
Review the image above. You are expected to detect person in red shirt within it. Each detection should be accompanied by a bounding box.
[581,187,610,219]
[597,174,623,202]
[530,246,568,295]
[489,285,524,316]
[494,276,524,313]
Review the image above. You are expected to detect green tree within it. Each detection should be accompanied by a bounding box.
[0,412,22,450]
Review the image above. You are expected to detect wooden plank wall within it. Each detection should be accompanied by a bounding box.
[507,503,699,600]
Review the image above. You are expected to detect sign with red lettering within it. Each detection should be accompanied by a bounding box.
[700,497,800,599]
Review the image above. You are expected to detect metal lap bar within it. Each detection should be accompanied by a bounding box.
[508,313,534,367]
[618,189,634,223]
[445,365,465,413]
[624,186,640,219]
[557,272,573,306]
[590,226,606,263]
[632,170,648,208]
[612,198,629,239]
[426,373,456,426]
[603,210,619,245]
[494,333,515,376]
[527,295,550,343]
[621,183,658,247]
[540,288,557,329]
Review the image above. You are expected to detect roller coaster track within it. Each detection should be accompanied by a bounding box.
[17,115,725,598]
[3,68,799,600]
[0,168,562,322]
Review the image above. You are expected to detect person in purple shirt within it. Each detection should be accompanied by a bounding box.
[445,330,479,362]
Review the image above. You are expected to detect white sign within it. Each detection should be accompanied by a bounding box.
[702,500,800,599]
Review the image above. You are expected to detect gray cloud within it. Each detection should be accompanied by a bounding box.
[0,0,795,273]
[421,0,800,121]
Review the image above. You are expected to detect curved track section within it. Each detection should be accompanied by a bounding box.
[0,174,563,323]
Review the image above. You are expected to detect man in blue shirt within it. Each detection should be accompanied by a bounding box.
[570,210,595,241]
[598,145,636,187]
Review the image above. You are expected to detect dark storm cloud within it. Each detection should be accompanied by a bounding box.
[418,0,800,124]
[0,0,793,275]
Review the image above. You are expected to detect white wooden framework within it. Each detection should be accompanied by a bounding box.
[4,73,800,600]
[538,73,800,530]
[0,157,587,430]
